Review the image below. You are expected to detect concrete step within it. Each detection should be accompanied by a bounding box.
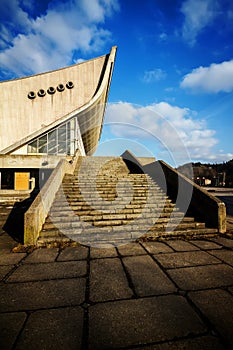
[37,227,219,247]
[49,205,177,214]
[51,197,173,205]
[38,156,214,246]
[139,228,219,240]
[45,213,192,225]
[47,208,186,220]
[42,216,197,231]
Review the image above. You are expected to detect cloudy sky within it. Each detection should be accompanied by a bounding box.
[1,0,233,165]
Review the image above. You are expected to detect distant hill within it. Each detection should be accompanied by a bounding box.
[177,159,233,187]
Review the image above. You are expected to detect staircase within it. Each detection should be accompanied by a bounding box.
[37,156,218,246]
[0,201,15,235]
[0,193,33,242]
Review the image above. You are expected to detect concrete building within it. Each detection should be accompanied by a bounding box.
[0,46,227,246]
[0,46,117,191]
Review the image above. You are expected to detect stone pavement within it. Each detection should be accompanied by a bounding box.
[1,234,233,349]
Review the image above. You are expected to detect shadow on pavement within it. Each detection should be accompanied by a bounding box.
[3,189,39,244]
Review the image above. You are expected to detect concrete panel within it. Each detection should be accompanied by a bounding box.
[0,46,117,156]
[0,55,105,152]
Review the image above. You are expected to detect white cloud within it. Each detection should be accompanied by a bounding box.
[181,0,219,46]
[0,0,119,78]
[0,0,32,49]
[76,58,86,64]
[181,59,233,93]
[105,101,223,163]
[142,69,167,83]
[158,32,168,41]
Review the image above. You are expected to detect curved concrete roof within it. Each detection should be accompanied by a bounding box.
[0,46,117,155]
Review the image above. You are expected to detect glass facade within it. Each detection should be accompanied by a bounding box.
[27,117,80,155]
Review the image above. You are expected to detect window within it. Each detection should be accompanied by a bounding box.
[27,117,79,155]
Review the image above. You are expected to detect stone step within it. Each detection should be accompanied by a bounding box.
[37,227,219,247]
[50,204,177,213]
[65,174,153,179]
[66,174,155,178]
[61,188,163,194]
[51,197,173,206]
[47,209,186,220]
[50,206,173,214]
[138,228,219,240]
[58,192,167,198]
[38,156,214,246]
[42,216,197,231]
[54,196,169,203]
[45,213,192,224]
[62,183,160,189]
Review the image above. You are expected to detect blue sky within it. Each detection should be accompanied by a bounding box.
[1,0,233,166]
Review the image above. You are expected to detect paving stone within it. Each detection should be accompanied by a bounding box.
[190,239,223,250]
[90,258,132,302]
[0,312,27,350]
[0,252,26,265]
[0,278,86,312]
[123,255,176,296]
[166,240,199,251]
[154,251,221,269]
[117,242,147,256]
[211,237,233,249]
[0,265,14,281]
[189,289,233,347]
[15,307,83,350]
[130,335,225,349]
[168,264,233,290]
[90,245,118,259]
[6,260,86,282]
[57,245,88,261]
[0,234,18,250]
[0,248,12,254]
[89,295,206,349]
[23,248,58,263]
[208,249,233,266]
[141,241,173,254]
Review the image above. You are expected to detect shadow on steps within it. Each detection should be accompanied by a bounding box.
[3,189,39,244]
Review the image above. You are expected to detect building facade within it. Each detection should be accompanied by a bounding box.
[0,46,117,190]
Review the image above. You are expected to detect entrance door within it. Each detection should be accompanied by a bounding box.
[14,172,30,190]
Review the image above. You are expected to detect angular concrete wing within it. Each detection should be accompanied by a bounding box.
[0,46,117,156]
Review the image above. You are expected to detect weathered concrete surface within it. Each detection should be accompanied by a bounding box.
[89,295,205,349]
[90,258,132,302]
[189,289,233,347]
[123,255,177,296]
[168,264,233,290]
[15,307,84,350]
[1,235,233,349]
[0,278,86,312]
[155,250,220,268]
[6,260,87,282]
[23,248,58,263]
[0,48,114,154]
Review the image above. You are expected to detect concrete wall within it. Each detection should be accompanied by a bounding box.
[0,46,117,156]
[0,54,106,153]
[0,155,62,169]
[121,150,226,233]
[24,151,81,245]
[152,160,226,233]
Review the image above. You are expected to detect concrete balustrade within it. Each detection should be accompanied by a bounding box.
[121,150,226,233]
[24,151,81,245]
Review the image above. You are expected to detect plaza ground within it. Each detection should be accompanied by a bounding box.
[0,222,233,350]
